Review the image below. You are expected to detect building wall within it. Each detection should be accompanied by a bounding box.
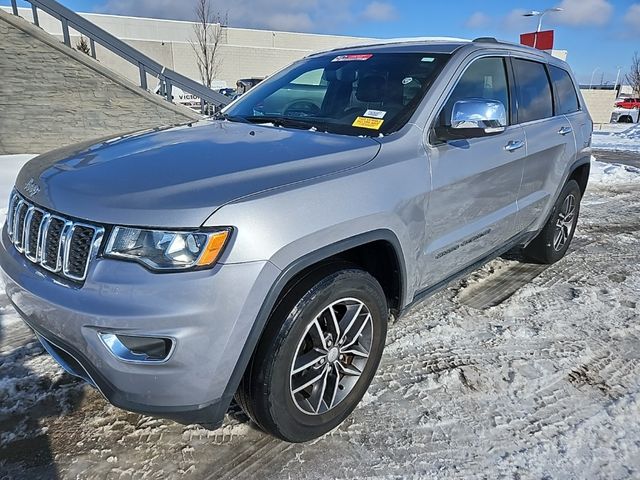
[0,10,199,155]
[4,7,375,88]
[580,89,617,124]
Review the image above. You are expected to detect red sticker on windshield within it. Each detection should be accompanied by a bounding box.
[332,54,373,62]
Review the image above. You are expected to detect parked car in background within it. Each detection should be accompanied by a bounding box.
[615,97,640,109]
[611,107,639,123]
[1,37,592,443]
[236,77,264,95]
[218,88,237,97]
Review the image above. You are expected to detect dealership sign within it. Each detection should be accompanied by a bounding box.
[520,30,554,50]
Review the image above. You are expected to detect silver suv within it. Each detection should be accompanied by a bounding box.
[0,38,592,442]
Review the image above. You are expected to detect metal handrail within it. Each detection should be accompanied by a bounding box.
[9,0,229,113]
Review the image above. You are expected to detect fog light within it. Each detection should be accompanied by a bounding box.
[99,333,174,363]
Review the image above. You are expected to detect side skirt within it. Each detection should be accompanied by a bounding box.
[401,230,536,315]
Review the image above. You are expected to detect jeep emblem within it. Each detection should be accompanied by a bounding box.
[24,178,40,197]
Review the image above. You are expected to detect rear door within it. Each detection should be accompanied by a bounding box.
[422,56,525,286]
[511,57,577,231]
[549,64,592,166]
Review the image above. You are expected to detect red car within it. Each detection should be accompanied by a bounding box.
[615,98,640,109]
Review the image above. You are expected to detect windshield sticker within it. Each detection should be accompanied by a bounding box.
[363,109,386,119]
[332,54,373,62]
[421,57,435,62]
[353,116,384,130]
[402,77,413,85]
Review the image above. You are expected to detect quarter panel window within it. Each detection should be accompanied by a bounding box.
[513,58,553,123]
[549,65,580,115]
[438,57,510,127]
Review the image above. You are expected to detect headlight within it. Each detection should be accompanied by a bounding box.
[104,227,231,271]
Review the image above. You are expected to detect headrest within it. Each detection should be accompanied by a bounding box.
[356,75,386,102]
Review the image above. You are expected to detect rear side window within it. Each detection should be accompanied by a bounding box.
[513,58,553,123]
[549,65,580,114]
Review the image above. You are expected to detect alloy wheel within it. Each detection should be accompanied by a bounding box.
[553,193,577,251]
[289,298,373,415]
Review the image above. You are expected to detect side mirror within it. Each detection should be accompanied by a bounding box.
[435,98,507,141]
[451,98,507,134]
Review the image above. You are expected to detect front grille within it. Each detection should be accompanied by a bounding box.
[7,192,104,282]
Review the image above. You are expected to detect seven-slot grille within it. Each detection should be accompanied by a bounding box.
[6,192,104,282]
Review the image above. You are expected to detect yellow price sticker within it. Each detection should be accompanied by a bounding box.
[352,116,384,130]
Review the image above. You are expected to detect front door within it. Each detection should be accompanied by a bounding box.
[422,56,525,287]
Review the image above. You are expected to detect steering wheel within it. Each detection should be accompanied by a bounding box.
[284,101,320,117]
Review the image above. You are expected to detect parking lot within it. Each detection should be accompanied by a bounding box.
[1,126,639,479]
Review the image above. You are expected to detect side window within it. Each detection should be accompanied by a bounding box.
[549,65,580,115]
[438,57,510,127]
[512,58,553,123]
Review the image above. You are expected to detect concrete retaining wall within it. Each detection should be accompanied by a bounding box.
[3,7,374,89]
[0,9,199,155]
[580,89,617,125]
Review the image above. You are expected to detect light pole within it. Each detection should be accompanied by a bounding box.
[523,7,563,48]
[614,66,622,94]
[589,67,601,90]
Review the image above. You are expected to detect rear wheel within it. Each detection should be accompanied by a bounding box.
[523,179,582,264]
[235,265,388,442]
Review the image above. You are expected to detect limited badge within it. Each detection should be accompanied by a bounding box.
[352,116,384,130]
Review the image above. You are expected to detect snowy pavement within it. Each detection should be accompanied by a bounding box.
[592,123,640,153]
[1,139,640,478]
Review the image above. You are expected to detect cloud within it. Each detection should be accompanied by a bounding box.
[361,1,398,22]
[624,4,640,36]
[464,12,491,29]
[553,0,613,27]
[503,9,533,32]
[96,0,360,33]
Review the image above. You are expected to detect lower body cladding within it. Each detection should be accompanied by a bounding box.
[0,227,280,426]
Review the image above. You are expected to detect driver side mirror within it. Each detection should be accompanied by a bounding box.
[436,98,507,141]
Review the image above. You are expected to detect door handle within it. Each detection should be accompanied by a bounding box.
[558,126,573,136]
[504,140,525,152]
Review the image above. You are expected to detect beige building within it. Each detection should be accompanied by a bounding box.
[3,7,376,90]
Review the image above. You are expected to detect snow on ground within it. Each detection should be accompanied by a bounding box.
[592,123,640,152]
[0,145,639,479]
[0,155,36,211]
[590,156,640,184]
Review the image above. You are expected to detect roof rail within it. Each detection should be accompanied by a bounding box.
[473,37,500,43]
[9,0,230,113]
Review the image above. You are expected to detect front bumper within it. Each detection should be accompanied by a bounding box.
[0,226,280,425]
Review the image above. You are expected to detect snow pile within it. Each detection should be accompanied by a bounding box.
[590,156,640,185]
[592,124,640,152]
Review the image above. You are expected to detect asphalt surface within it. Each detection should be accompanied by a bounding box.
[594,149,640,169]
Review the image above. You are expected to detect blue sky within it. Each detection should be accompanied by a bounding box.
[5,0,640,84]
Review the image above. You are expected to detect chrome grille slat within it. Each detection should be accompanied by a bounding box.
[6,192,104,282]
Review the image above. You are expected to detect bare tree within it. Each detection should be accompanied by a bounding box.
[626,51,640,96]
[190,0,227,88]
[76,35,91,56]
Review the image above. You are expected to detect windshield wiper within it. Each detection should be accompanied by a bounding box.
[243,115,318,130]
[214,112,251,123]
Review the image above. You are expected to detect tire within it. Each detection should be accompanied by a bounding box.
[523,179,582,264]
[235,265,388,442]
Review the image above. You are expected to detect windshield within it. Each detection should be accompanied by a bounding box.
[223,52,450,136]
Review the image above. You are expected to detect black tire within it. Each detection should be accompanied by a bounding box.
[235,264,388,442]
[523,179,582,264]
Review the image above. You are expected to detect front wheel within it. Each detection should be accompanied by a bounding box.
[523,179,582,264]
[235,266,388,442]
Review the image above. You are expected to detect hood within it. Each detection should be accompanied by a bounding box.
[15,121,381,228]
